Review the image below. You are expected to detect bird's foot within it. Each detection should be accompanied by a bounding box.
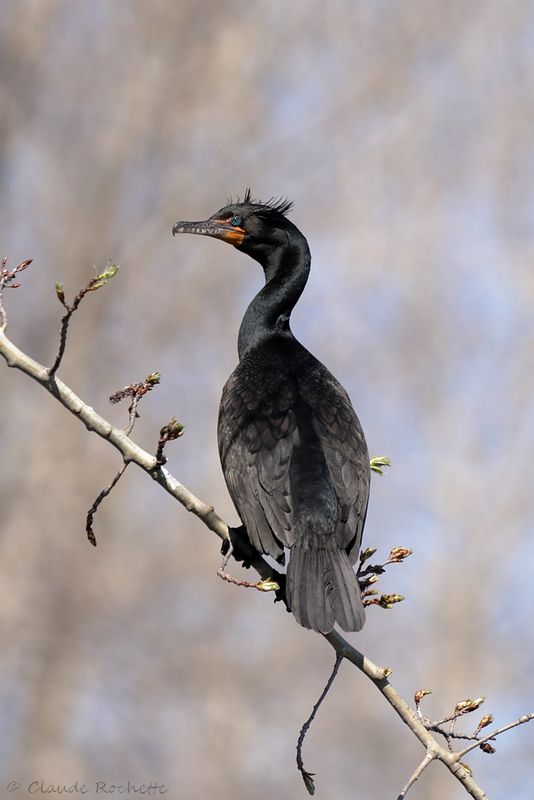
[221,525,256,568]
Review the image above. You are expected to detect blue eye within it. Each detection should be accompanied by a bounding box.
[231,215,242,227]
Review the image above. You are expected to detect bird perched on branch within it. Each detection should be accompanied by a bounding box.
[173,190,370,633]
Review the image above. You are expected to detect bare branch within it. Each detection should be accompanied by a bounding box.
[86,461,129,546]
[457,714,534,759]
[397,751,435,799]
[296,654,343,795]
[49,265,119,377]
[0,328,228,541]
[322,631,489,799]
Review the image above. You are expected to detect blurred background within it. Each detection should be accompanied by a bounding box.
[1,2,533,798]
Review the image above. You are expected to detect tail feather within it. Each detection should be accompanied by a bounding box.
[287,540,365,634]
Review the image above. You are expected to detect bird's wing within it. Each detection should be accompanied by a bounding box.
[218,366,299,560]
[300,363,370,557]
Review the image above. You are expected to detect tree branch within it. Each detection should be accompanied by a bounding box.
[457,714,534,759]
[397,751,435,799]
[0,327,283,589]
[323,630,495,798]
[1,323,532,799]
[297,653,344,793]
[0,327,228,541]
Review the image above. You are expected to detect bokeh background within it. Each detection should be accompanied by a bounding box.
[1,2,533,798]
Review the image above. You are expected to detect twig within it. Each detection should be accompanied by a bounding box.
[358,545,413,582]
[155,417,184,466]
[49,265,118,377]
[357,545,411,610]
[397,751,435,799]
[110,371,161,435]
[426,724,487,744]
[0,257,33,331]
[86,461,129,546]
[296,654,343,795]
[86,372,162,544]
[457,714,534,759]
[216,539,279,592]
[423,696,493,752]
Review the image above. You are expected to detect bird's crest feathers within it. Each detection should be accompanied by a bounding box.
[226,188,294,218]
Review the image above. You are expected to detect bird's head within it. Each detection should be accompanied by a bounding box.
[172,189,297,264]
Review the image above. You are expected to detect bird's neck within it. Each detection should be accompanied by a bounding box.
[238,238,311,359]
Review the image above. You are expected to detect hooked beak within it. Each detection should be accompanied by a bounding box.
[172,218,245,247]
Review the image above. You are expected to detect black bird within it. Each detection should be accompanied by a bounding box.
[173,190,370,633]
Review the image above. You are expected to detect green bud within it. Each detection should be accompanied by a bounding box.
[90,264,119,290]
[389,547,413,562]
[55,282,66,307]
[477,714,493,730]
[370,456,391,475]
[414,689,432,705]
[455,697,484,714]
[301,770,315,795]
[257,579,280,592]
[380,593,405,607]
[359,547,377,563]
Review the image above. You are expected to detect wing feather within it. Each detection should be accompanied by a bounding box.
[218,349,370,565]
[218,365,297,558]
[296,362,370,558]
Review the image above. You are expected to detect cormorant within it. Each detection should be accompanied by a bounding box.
[173,190,370,634]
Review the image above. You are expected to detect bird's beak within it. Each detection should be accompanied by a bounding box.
[172,218,245,247]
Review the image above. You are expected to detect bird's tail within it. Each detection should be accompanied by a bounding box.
[286,539,365,634]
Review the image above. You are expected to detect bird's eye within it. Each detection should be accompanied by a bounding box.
[230,215,242,227]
